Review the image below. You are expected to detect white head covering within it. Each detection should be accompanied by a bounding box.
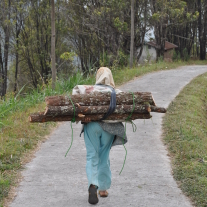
[95,67,115,88]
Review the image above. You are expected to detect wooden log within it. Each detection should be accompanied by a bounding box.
[150,106,167,113]
[29,112,152,123]
[45,92,156,106]
[44,104,151,116]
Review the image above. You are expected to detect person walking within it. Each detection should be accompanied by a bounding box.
[73,67,127,204]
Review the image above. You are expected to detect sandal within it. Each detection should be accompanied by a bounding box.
[99,190,108,197]
[88,185,99,204]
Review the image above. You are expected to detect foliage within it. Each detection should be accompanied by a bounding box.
[182,48,190,61]
[99,50,128,69]
[99,51,111,67]
[145,46,153,63]
[150,0,199,58]
[172,50,181,61]
[117,51,129,68]
[60,52,76,62]
[1,0,207,98]
[151,1,198,23]
[157,55,164,63]
[114,17,128,32]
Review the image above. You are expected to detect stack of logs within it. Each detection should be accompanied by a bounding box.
[29,92,166,123]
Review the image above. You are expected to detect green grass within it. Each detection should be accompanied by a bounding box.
[0,59,207,206]
[163,72,207,207]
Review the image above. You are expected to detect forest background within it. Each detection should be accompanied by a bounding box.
[0,0,207,98]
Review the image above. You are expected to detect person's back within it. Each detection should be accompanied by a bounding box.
[72,67,127,204]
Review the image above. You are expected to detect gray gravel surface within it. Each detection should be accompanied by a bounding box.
[10,66,207,207]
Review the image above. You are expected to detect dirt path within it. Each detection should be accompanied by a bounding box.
[10,65,207,207]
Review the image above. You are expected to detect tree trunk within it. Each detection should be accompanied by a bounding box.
[44,104,151,116]
[137,1,147,62]
[0,41,3,99]
[14,10,20,93]
[51,0,56,89]
[198,0,206,60]
[29,112,152,123]
[44,104,166,116]
[45,92,156,106]
[1,0,11,97]
[130,0,135,68]
[3,28,10,97]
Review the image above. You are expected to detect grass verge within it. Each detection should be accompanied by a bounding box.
[0,60,207,206]
[163,72,207,207]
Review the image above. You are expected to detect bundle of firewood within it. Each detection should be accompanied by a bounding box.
[29,92,166,123]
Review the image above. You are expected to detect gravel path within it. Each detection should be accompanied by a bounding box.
[10,65,207,207]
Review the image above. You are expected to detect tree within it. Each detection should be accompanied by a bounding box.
[198,0,207,60]
[0,0,11,98]
[61,0,131,71]
[150,0,198,60]
[1,0,207,97]
[136,0,150,62]
[17,0,52,88]
[13,0,25,93]
[51,0,56,89]
[130,0,135,68]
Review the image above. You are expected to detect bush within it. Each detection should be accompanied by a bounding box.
[157,55,164,63]
[172,50,177,61]
[117,50,128,67]
[172,50,181,62]
[99,50,128,69]
[99,51,111,67]
[177,51,181,60]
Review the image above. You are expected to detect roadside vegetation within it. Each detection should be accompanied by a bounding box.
[163,72,207,207]
[0,59,207,206]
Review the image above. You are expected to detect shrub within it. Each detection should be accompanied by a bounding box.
[172,50,181,62]
[99,50,128,69]
[157,55,164,63]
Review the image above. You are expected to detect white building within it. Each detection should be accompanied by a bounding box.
[137,41,178,63]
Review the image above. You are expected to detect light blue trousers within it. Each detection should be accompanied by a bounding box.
[84,122,114,190]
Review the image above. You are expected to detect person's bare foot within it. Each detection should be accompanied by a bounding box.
[99,190,108,197]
